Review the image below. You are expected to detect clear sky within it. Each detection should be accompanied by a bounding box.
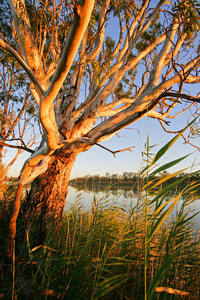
[70,118,200,179]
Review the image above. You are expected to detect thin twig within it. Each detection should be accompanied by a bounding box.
[95,142,135,157]
[0,141,34,153]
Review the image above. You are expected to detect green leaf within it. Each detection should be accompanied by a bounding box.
[151,177,186,204]
[141,116,199,176]
[147,251,180,299]
[150,154,191,177]
[93,275,128,299]
[148,194,181,243]
[151,169,188,189]
[149,116,198,168]
[150,197,176,219]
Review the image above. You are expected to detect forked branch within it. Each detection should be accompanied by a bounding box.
[95,142,135,157]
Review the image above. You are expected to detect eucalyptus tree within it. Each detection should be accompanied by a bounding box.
[1,0,200,256]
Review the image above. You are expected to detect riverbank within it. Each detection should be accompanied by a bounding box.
[1,188,200,299]
[2,167,200,299]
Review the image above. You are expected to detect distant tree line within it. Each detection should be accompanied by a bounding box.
[69,171,200,193]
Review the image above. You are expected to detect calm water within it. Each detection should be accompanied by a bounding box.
[66,186,200,231]
[65,186,137,210]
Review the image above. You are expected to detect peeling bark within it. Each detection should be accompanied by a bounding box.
[19,152,77,246]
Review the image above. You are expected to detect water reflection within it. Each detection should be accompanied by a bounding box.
[65,185,200,231]
[65,186,135,211]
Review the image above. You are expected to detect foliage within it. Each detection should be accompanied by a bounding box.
[1,175,199,299]
[173,0,200,39]
[0,0,199,173]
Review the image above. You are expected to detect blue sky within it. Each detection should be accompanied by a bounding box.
[69,117,200,179]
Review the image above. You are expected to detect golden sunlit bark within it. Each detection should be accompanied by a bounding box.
[5,0,96,258]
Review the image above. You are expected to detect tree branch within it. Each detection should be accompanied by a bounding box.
[86,0,110,61]
[95,142,135,157]
[45,0,95,104]
[39,0,95,152]
[87,88,198,143]
[8,0,45,83]
[0,37,44,95]
[111,14,124,58]
[163,92,200,103]
[149,20,179,86]
[73,32,166,121]
[116,0,149,62]
[0,141,34,153]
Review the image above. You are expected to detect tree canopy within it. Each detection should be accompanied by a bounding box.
[0,0,200,183]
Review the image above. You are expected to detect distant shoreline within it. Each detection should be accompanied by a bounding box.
[69,173,200,194]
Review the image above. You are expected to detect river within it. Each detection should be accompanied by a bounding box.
[66,185,200,231]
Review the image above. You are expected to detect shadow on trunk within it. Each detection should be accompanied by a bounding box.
[17,152,76,249]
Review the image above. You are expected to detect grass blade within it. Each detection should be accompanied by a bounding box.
[156,287,190,296]
[150,169,188,189]
[148,194,181,243]
[150,155,190,177]
[93,275,128,299]
[147,251,179,299]
[149,116,198,168]
[141,116,198,175]
[150,177,186,204]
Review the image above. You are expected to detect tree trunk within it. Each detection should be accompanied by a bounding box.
[0,146,5,199]
[19,152,77,245]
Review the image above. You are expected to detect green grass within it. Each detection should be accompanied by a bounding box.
[1,120,200,299]
[1,174,200,299]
